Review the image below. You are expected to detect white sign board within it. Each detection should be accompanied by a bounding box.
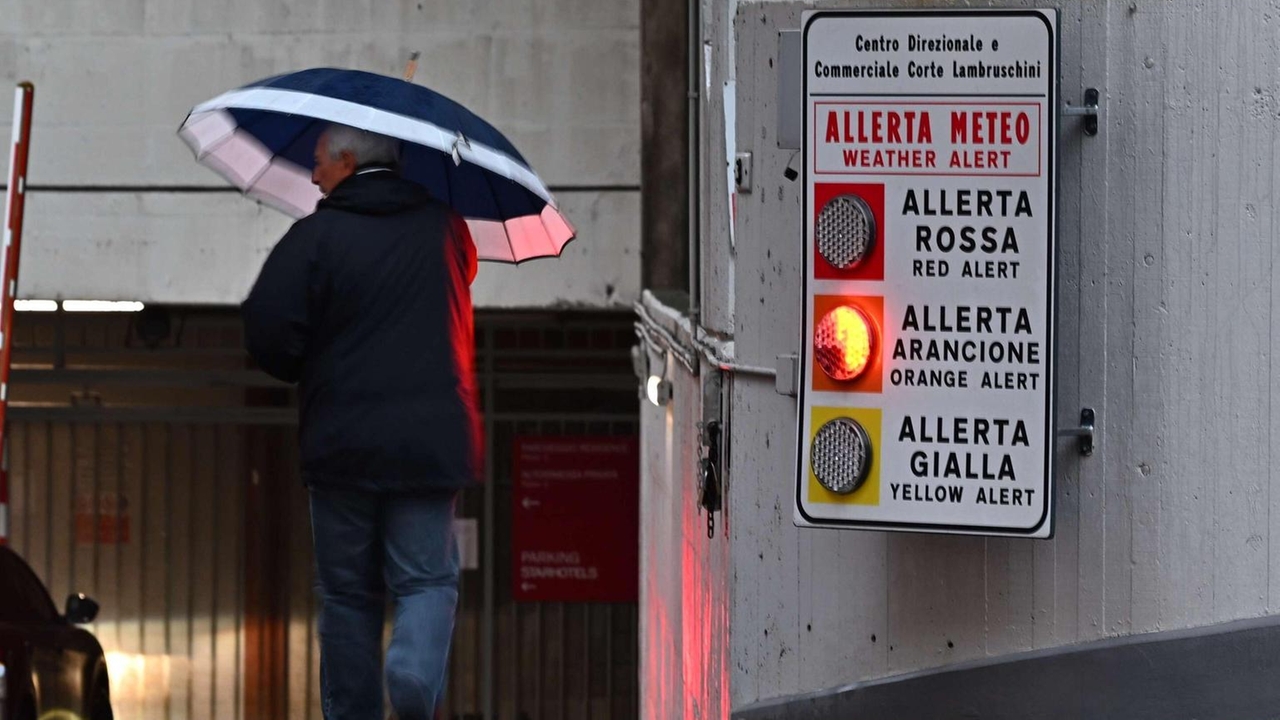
[795,10,1058,537]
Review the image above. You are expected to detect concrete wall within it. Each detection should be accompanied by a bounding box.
[638,300,732,720]
[639,0,1280,715]
[0,0,639,308]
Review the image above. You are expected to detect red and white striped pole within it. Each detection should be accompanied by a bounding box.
[0,82,34,545]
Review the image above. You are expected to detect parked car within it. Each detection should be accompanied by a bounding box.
[0,546,112,720]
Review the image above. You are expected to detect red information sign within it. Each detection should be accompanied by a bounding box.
[512,436,639,603]
[74,491,131,545]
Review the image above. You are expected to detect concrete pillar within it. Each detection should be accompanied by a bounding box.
[640,0,690,295]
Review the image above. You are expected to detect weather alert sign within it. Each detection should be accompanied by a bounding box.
[795,10,1059,538]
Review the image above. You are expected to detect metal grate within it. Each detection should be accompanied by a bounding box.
[453,415,638,720]
[5,310,641,720]
[453,317,640,720]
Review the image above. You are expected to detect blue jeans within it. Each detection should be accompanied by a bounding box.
[309,488,459,720]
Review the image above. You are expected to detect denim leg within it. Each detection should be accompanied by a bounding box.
[382,491,460,720]
[309,488,386,720]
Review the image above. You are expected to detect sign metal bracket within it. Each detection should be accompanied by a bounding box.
[775,354,799,397]
[1057,407,1095,456]
[1062,88,1100,136]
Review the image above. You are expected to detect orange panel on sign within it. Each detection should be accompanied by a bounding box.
[812,294,884,394]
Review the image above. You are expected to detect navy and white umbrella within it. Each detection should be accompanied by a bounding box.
[178,68,575,263]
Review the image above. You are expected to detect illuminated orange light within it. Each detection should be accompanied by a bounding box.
[815,305,875,381]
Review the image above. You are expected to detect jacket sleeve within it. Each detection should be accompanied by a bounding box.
[241,224,317,383]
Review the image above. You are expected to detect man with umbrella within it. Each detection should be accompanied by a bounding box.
[181,67,574,719]
[242,122,480,719]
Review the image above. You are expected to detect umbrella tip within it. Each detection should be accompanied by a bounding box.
[402,52,420,82]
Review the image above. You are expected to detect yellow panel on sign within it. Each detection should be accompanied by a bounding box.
[807,406,882,506]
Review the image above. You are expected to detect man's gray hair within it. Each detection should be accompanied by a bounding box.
[323,124,402,167]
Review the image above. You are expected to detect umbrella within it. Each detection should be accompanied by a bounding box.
[178,67,575,263]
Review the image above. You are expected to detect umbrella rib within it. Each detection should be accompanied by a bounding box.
[239,143,300,193]
[435,94,531,259]
[474,157,516,260]
[188,111,239,161]
[244,112,320,173]
[440,141,453,207]
[240,149,279,191]
[538,206,569,257]
[191,111,298,189]
[276,118,324,172]
[443,99,530,222]
[233,116,321,201]
[441,99,474,209]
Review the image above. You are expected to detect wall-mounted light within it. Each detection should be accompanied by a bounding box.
[645,344,673,407]
[646,374,673,407]
[14,299,57,312]
[62,300,145,313]
[633,326,675,407]
[14,299,145,313]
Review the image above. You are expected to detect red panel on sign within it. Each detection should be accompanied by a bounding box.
[512,436,639,603]
[813,182,885,281]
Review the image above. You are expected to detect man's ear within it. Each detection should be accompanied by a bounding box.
[340,150,359,171]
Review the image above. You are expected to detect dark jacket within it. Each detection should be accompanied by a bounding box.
[242,170,481,492]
